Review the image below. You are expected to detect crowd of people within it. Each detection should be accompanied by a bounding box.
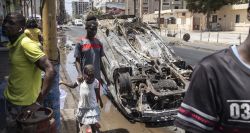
[1,3,250,133]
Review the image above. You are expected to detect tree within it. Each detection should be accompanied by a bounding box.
[185,0,238,30]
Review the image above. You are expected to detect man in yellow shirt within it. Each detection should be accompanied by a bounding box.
[2,13,55,132]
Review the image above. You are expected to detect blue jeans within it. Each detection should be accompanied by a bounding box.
[0,79,7,131]
[43,64,61,133]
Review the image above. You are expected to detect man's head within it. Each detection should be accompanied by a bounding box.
[85,20,98,38]
[86,14,97,21]
[83,64,95,83]
[2,13,26,37]
[26,18,38,29]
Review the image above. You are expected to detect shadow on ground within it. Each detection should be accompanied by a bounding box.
[102,128,129,133]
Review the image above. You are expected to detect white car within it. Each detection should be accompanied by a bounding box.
[74,19,83,26]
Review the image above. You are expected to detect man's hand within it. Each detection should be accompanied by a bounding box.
[100,101,104,108]
[21,102,42,121]
[77,74,84,83]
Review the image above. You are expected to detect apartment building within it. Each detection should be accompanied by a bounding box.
[72,0,90,17]
[125,0,184,17]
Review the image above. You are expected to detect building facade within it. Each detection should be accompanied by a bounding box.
[72,0,90,18]
[210,4,249,31]
[93,0,184,16]
[125,0,184,17]
[144,3,250,32]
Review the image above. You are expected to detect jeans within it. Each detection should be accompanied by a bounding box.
[0,80,7,131]
[43,64,60,132]
[0,79,27,133]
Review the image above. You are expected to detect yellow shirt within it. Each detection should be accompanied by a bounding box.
[24,28,42,42]
[4,33,45,106]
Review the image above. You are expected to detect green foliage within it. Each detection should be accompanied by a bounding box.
[185,0,239,14]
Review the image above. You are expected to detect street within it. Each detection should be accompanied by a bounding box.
[172,46,213,66]
[1,1,249,133]
[59,26,217,133]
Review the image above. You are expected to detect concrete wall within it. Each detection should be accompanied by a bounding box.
[211,4,249,32]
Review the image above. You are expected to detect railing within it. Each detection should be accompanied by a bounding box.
[158,29,248,45]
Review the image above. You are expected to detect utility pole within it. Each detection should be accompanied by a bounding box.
[42,0,60,131]
[134,0,136,16]
[42,0,58,60]
[158,0,161,29]
[139,0,142,17]
[31,0,33,17]
[34,0,36,18]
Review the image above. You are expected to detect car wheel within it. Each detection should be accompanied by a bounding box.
[115,72,132,95]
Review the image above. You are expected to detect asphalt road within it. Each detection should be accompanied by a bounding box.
[171,46,213,66]
[61,26,214,133]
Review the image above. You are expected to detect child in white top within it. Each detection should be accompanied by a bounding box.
[60,64,103,132]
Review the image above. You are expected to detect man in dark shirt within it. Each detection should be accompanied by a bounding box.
[74,15,110,86]
[175,3,250,133]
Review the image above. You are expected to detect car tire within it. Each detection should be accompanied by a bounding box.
[116,72,132,95]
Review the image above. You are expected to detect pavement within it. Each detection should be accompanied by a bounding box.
[160,29,248,46]
[162,36,232,52]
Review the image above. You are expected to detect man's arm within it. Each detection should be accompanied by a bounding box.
[35,56,55,103]
[74,43,83,82]
[95,87,103,108]
[75,57,83,82]
[59,81,78,88]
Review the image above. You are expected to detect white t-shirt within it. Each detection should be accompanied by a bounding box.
[77,79,100,108]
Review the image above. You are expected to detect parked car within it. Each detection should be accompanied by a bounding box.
[74,19,83,26]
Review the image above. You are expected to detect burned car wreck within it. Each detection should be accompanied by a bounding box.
[97,16,192,123]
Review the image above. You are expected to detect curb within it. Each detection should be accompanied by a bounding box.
[180,44,220,52]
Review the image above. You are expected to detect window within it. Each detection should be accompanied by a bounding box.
[174,6,179,9]
[163,3,169,5]
[212,15,217,23]
[181,18,186,25]
[167,17,176,24]
[182,13,186,16]
[236,15,240,23]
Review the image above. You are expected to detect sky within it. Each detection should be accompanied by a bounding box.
[65,0,90,15]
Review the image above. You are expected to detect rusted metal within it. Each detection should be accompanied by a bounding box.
[16,107,56,133]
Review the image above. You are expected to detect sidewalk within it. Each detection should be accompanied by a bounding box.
[162,36,232,52]
[160,29,247,46]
